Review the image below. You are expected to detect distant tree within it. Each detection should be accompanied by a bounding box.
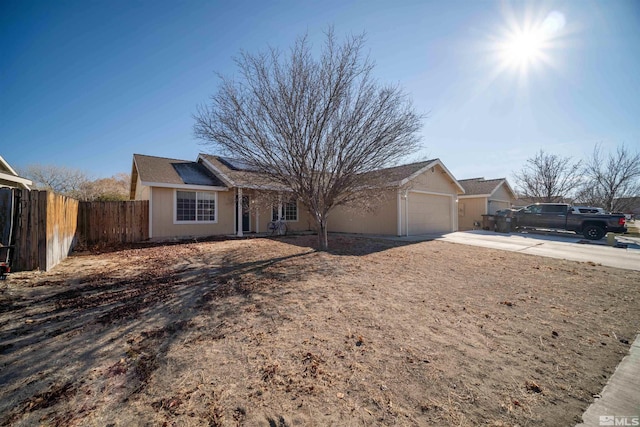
[513,150,582,202]
[581,143,640,212]
[79,173,130,201]
[22,164,90,196]
[21,165,130,201]
[194,29,423,249]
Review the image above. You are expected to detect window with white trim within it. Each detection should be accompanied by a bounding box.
[272,198,298,221]
[176,190,216,222]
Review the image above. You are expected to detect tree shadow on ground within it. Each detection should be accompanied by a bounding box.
[0,242,318,426]
[273,233,422,256]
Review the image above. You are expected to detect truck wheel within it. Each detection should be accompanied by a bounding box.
[583,225,605,240]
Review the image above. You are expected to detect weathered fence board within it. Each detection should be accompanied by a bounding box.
[45,191,78,271]
[77,200,148,245]
[10,190,77,272]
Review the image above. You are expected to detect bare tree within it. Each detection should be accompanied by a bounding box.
[21,165,130,201]
[582,143,640,212]
[79,173,131,201]
[22,164,90,196]
[513,150,582,202]
[194,29,423,249]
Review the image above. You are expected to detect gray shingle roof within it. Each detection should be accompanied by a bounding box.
[133,154,226,187]
[199,154,289,190]
[458,178,506,196]
[200,155,444,189]
[363,160,438,185]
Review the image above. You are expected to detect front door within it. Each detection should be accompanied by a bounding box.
[236,195,250,233]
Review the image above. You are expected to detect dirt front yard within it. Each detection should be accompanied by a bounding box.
[1,235,638,426]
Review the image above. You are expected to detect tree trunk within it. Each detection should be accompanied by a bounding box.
[317,218,329,250]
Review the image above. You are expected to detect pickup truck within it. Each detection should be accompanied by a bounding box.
[512,203,627,240]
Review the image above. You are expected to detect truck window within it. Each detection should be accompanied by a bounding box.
[524,205,542,214]
[541,205,567,214]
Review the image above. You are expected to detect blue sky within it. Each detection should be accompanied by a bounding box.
[2,0,639,182]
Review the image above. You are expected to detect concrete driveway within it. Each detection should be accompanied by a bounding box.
[433,230,640,271]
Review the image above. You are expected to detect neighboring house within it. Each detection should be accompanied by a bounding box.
[613,197,640,216]
[457,178,517,231]
[130,153,465,239]
[0,156,31,190]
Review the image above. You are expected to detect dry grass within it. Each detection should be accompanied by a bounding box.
[1,235,638,426]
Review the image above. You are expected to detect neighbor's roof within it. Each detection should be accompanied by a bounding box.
[458,177,516,199]
[131,154,227,196]
[0,155,32,190]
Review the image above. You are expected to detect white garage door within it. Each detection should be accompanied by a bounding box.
[408,192,452,234]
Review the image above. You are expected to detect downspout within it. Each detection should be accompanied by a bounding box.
[405,190,409,237]
[237,188,243,237]
[148,188,153,239]
[452,196,457,231]
[256,203,260,233]
[397,189,402,236]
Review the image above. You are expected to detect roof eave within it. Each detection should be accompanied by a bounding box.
[458,193,491,199]
[198,155,236,187]
[398,159,466,194]
[0,171,32,189]
[140,181,229,191]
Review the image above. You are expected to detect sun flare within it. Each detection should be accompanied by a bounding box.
[496,10,566,73]
[503,31,544,65]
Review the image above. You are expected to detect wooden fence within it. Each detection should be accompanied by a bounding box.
[77,200,148,245]
[12,190,78,272]
[6,190,149,272]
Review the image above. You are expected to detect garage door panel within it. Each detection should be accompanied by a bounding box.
[408,193,451,234]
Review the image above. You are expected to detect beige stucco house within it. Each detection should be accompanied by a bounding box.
[328,159,464,235]
[130,153,464,239]
[457,177,517,230]
[0,156,31,190]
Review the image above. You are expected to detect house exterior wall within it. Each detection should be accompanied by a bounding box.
[488,184,513,214]
[134,175,150,200]
[488,200,510,214]
[458,196,487,231]
[327,164,460,236]
[150,187,235,238]
[247,192,315,233]
[327,190,398,235]
[491,184,512,203]
[408,165,458,193]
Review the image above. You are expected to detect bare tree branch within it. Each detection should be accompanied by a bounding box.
[21,165,129,201]
[194,29,423,249]
[513,150,582,202]
[581,143,640,212]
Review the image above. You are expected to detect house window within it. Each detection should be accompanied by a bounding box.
[176,191,216,222]
[272,198,298,221]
